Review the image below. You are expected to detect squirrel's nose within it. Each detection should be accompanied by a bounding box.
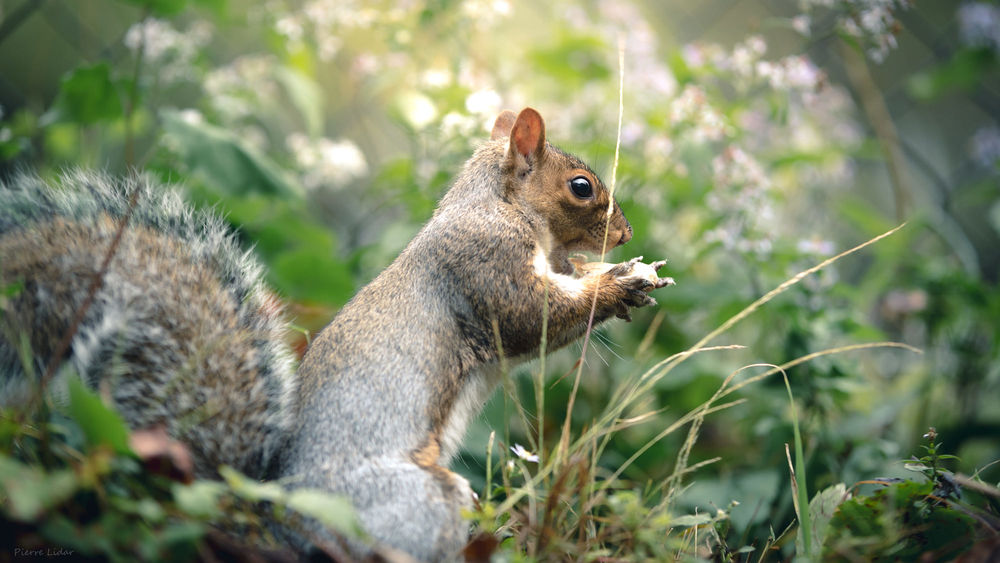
[617,221,633,246]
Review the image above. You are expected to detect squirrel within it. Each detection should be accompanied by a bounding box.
[0,108,672,561]
[282,107,671,560]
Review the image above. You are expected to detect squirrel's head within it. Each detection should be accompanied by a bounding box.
[492,108,633,259]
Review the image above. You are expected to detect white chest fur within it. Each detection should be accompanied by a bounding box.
[439,363,503,463]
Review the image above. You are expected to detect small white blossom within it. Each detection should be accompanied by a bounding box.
[421,68,452,89]
[510,444,539,463]
[792,14,811,36]
[465,89,502,116]
[958,2,1000,52]
[125,18,178,60]
[399,92,438,129]
[797,238,835,256]
[970,126,1000,168]
[288,134,369,190]
[177,108,204,125]
[275,15,304,41]
[441,112,478,138]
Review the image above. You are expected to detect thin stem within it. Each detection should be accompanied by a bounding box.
[124,10,150,167]
[558,36,627,463]
[839,38,911,223]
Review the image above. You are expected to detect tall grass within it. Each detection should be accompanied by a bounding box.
[470,41,920,560]
[474,222,917,559]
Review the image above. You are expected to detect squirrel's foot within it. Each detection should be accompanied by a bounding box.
[604,256,674,321]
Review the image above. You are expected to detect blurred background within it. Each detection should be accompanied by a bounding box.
[1,0,997,554]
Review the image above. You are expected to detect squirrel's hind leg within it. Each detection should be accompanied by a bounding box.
[298,456,473,562]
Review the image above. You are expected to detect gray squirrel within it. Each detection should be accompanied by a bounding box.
[0,108,672,561]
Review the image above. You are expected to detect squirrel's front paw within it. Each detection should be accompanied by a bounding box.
[606,256,675,322]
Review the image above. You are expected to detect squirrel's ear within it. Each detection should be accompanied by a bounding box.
[491,110,518,140]
[508,107,546,160]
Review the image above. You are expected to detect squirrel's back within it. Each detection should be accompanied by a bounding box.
[0,170,296,478]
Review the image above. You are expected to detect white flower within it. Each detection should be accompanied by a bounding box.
[124,18,177,60]
[398,92,438,129]
[421,68,452,89]
[792,14,811,36]
[288,135,369,190]
[682,44,706,68]
[276,15,304,41]
[970,126,1000,168]
[797,238,835,256]
[465,89,502,116]
[177,108,204,125]
[510,444,539,463]
[441,112,477,138]
[746,35,767,56]
[323,139,367,177]
[958,2,1000,51]
[783,56,822,90]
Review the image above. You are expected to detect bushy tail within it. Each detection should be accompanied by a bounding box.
[0,169,297,479]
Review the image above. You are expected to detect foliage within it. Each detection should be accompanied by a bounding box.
[1,0,999,560]
[818,428,989,561]
[0,378,362,560]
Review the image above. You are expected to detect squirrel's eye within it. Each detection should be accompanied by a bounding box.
[569,176,593,199]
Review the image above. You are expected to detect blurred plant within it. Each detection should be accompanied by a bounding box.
[0,379,362,561]
[794,0,910,62]
[0,0,998,560]
[815,427,997,561]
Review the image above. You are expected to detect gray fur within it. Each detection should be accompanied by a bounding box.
[283,113,647,561]
[0,170,296,479]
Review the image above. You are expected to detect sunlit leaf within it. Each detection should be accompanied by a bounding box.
[287,488,365,538]
[172,480,225,519]
[275,66,325,138]
[54,63,123,125]
[0,456,78,521]
[161,109,302,198]
[66,377,131,455]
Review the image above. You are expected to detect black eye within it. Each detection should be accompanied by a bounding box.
[569,176,593,199]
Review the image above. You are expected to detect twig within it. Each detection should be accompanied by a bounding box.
[839,38,911,223]
[0,0,46,48]
[37,182,141,395]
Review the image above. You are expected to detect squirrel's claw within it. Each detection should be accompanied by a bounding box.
[655,277,675,289]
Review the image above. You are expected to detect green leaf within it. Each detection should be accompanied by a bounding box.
[172,480,225,519]
[808,483,847,555]
[822,480,976,560]
[160,109,302,198]
[669,513,713,527]
[190,0,226,15]
[529,33,611,88]
[110,496,166,522]
[219,465,286,502]
[0,456,78,521]
[271,248,355,305]
[117,0,188,15]
[274,66,325,138]
[907,48,996,100]
[55,63,123,125]
[66,377,131,455]
[286,488,365,539]
[783,373,811,560]
[157,521,207,552]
